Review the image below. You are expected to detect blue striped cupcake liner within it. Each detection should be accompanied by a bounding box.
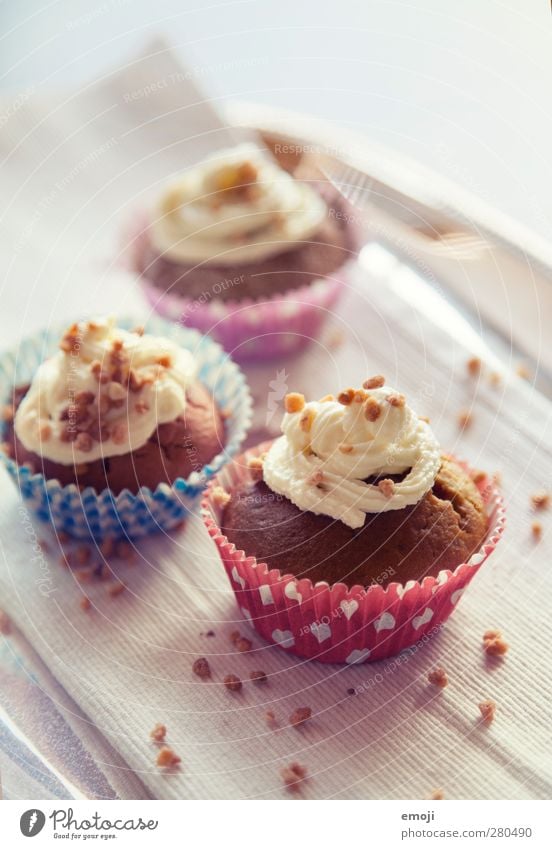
[0,317,252,540]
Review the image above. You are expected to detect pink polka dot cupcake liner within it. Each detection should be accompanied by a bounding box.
[123,212,353,362]
[201,443,505,664]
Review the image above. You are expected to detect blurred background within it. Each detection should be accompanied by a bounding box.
[1,0,551,238]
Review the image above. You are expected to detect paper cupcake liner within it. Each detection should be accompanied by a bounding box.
[201,443,505,664]
[0,317,252,540]
[125,212,353,362]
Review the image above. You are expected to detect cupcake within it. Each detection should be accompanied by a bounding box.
[1,316,251,539]
[202,378,504,663]
[129,143,358,359]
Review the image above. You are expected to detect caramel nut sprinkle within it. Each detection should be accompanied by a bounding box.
[229,630,241,645]
[235,637,252,653]
[265,710,277,728]
[79,596,91,612]
[223,674,242,692]
[427,667,448,688]
[289,706,312,728]
[39,423,52,441]
[531,490,550,510]
[430,789,444,800]
[483,629,502,642]
[212,486,231,507]
[284,392,305,414]
[108,581,125,597]
[192,657,211,679]
[337,388,355,406]
[309,470,325,487]
[156,354,172,368]
[364,396,381,422]
[75,390,95,405]
[363,375,385,389]
[156,746,181,768]
[247,457,264,481]
[483,636,509,657]
[471,470,487,485]
[378,479,395,498]
[75,545,91,566]
[319,394,335,402]
[75,432,93,453]
[338,443,354,454]
[250,670,268,685]
[387,393,405,408]
[531,521,542,539]
[353,389,367,403]
[60,426,78,443]
[478,699,496,724]
[281,762,307,792]
[150,723,167,742]
[466,356,482,377]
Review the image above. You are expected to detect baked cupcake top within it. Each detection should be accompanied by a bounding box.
[263,377,441,529]
[150,143,327,267]
[14,317,196,465]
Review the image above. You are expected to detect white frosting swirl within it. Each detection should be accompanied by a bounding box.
[14,317,196,465]
[263,386,441,529]
[150,143,327,266]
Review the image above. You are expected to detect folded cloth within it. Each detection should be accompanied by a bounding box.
[1,42,551,800]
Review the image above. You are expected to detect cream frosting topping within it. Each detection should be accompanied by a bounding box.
[262,382,441,529]
[14,317,196,465]
[150,143,327,266]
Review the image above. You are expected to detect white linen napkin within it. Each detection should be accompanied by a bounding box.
[1,41,551,800]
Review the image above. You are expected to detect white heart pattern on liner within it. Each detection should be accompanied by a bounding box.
[346,648,371,664]
[241,607,253,622]
[259,585,274,606]
[310,622,332,643]
[374,612,396,632]
[272,629,295,648]
[450,589,464,606]
[231,567,245,589]
[396,580,417,599]
[340,599,359,620]
[468,552,485,567]
[284,582,302,603]
[412,607,434,630]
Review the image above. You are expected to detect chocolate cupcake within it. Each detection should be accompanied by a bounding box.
[1,316,252,539]
[221,383,488,587]
[129,144,358,359]
[7,317,224,494]
[202,379,504,663]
